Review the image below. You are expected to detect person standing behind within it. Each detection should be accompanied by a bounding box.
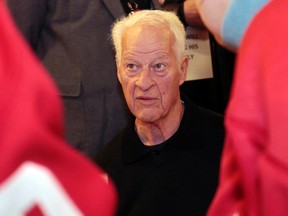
[94,10,224,216]
[5,0,160,158]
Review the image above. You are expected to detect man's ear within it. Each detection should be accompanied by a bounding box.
[116,57,122,84]
[179,56,188,86]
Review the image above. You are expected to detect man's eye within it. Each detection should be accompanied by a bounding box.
[154,63,165,71]
[127,64,138,70]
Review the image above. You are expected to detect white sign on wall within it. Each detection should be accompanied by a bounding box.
[185,26,213,81]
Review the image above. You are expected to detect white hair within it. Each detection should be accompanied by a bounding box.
[111,10,186,64]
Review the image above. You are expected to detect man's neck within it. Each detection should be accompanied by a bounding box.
[135,102,185,146]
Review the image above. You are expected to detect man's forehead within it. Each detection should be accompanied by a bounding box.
[122,25,172,47]
[123,22,171,37]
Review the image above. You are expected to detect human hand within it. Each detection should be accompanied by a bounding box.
[158,0,204,28]
[194,0,231,45]
[183,0,204,27]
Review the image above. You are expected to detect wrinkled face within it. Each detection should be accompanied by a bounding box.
[117,24,187,124]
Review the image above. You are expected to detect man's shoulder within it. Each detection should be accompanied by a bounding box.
[197,105,224,125]
[183,98,225,148]
[93,132,124,169]
[93,131,126,193]
[183,94,224,126]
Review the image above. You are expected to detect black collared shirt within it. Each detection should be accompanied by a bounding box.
[94,94,224,216]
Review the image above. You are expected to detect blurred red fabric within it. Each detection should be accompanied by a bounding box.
[208,0,288,215]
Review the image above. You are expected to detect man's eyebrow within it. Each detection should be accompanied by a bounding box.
[122,55,136,61]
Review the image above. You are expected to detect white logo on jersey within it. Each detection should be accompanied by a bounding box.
[0,162,83,216]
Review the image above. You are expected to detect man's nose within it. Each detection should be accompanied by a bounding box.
[135,67,155,90]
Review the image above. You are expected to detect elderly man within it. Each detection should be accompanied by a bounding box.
[94,10,224,216]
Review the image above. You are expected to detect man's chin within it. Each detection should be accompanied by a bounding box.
[135,112,159,123]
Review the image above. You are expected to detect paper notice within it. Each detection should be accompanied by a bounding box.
[185,26,213,81]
